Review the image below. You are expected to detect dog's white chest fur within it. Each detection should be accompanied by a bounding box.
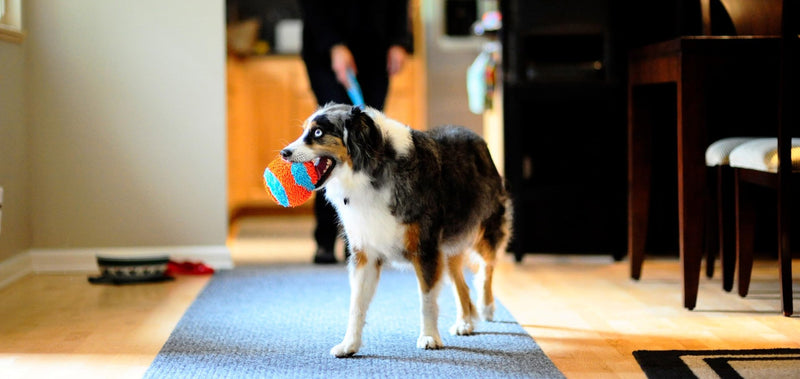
[324,172,406,260]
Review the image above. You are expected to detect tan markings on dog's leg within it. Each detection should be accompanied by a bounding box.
[403,223,421,260]
[405,222,443,292]
[354,250,368,269]
[447,253,476,336]
[411,250,442,294]
[330,250,381,358]
[476,226,499,263]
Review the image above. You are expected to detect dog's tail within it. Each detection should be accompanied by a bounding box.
[500,194,513,255]
[499,179,513,255]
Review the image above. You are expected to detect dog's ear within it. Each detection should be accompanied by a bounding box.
[345,106,383,172]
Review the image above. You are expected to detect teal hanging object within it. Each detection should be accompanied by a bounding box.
[346,68,365,107]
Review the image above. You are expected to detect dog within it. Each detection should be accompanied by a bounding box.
[280,103,512,357]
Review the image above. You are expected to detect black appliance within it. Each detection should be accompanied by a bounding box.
[500,0,701,261]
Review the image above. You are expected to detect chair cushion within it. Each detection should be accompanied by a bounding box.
[728,138,800,173]
[705,137,756,166]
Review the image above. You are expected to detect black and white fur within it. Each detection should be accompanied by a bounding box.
[280,103,512,357]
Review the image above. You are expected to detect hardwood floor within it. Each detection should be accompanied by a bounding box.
[0,271,210,378]
[1,215,798,378]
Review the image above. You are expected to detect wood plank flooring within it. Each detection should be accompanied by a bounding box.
[1,215,798,378]
[0,272,210,378]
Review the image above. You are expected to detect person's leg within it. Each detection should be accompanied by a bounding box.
[305,64,350,263]
[312,189,339,263]
[307,65,350,107]
[357,66,389,111]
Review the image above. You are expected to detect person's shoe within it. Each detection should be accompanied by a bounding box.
[313,248,337,264]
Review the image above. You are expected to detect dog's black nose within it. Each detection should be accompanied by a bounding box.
[280,149,293,159]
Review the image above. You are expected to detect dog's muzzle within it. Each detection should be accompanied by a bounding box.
[280,148,336,188]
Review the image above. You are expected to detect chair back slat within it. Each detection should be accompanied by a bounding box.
[701,0,783,36]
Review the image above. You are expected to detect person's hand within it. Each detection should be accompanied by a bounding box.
[331,44,356,88]
[386,45,407,76]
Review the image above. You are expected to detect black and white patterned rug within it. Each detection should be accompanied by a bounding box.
[634,348,800,378]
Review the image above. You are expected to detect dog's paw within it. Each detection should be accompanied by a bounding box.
[330,340,360,358]
[416,334,443,350]
[478,302,495,321]
[449,320,474,336]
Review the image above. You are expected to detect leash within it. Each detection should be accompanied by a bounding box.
[345,68,365,107]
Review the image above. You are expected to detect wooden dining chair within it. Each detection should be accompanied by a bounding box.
[718,0,797,316]
[704,137,754,290]
[627,0,783,312]
[703,0,781,36]
[698,0,784,289]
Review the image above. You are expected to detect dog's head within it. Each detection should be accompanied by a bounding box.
[280,103,385,189]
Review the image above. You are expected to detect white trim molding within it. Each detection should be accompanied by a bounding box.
[0,253,33,288]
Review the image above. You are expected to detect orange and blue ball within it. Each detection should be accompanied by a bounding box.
[263,158,319,207]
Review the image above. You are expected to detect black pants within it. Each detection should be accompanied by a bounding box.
[304,61,389,252]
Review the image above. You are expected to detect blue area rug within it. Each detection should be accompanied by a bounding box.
[145,264,563,378]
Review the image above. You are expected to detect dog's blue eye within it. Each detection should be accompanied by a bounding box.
[314,129,323,138]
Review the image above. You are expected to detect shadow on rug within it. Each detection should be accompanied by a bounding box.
[145,264,563,378]
[634,348,800,378]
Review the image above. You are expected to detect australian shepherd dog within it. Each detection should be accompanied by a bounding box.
[280,103,512,357]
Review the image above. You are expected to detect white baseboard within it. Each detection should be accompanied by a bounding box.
[0,253,33,289]
[28,245,234,273]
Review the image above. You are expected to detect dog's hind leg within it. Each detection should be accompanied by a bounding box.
[330,250,382,358]
[471,246,495,321]
[447,252,477,335]
[473,200,511,321]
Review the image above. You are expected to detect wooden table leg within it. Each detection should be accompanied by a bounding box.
[628,85,653,280]
[677,58,706,311]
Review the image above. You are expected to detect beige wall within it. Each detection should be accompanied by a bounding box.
[0,0,227,262]
[423,0,483,135]
[0,32,31,262]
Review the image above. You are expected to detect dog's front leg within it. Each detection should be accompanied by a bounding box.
[411,252,444,350]
[330,251,381,358]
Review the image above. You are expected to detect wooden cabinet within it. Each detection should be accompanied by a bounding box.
[500,0,628,259]
[384,56,425,130]
[227,55,315,222]
[227,55,424,224]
